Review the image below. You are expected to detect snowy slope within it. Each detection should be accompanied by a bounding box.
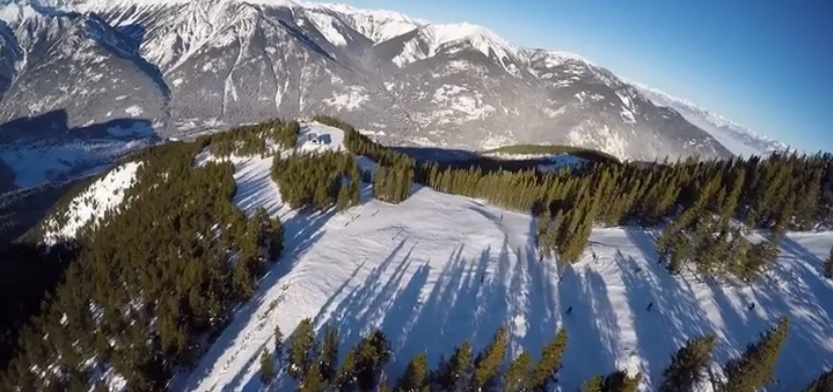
[41,161,139,244]
[389,22,526,70]
[314,3,423,43]
[296,121,345,153]
[174,139,833,391]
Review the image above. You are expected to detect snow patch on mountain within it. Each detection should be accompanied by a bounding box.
[323,86,369,111]
[0,0,41,25]
[304,9,348,46]
[541,51,594,68]
[124,105,143,116]
[392,22,523,69]
[42,161,139,245]
[316,2,422,43]
[567,122,628,160]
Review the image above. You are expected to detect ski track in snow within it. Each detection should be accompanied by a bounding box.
[173,136,833,392]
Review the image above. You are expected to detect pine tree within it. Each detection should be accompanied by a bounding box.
[504,351,531,392]
[433,340,473,392]
[472,326,508,390]
[351,330,392,392]
[349,180,360,206]
[336,183,351,211]
[335,351,357,391]
[231,256,256,298]
[319,324,340,383]
[374,166,388,201]
[395,352,430,392]
[825,246,833,279]
[300,361,328,392]
[529,327,568,392]
[602,370,641,392]
[721,317,789,392]
[579,375,604,392]
[289,318,318,380]
[266,215,284,260]
[260,348,276,385]
[802,368,833,392]
[659,333,717,392]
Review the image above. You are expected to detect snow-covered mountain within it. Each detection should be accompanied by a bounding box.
[632,82,788,157]
[0,0,737,177]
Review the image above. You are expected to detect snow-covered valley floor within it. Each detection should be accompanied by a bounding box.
[174,150,833,392]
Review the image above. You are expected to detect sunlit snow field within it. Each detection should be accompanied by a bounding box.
[50,123,833,391]
[175,123,833,391]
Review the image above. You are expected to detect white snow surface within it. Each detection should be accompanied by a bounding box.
[296,121,345,153]
[304,10,348,46]
[315,2,423,43]
[42,161,139,245]
[175,147,833,391]
[392,22,524,69]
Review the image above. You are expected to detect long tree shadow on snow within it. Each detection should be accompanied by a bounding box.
[185,166,368,391]
[701,236,833,390]
[745,235,833,389]
[296,214,643,390]
[235,239,415,392]
[557,264,621,389]
[624,228,833,390]
[614,249,713,390]
[185,208,332,392]
[623,228,767,387]
[299,235,563,382]
[331,242,496,377]
[229,176,403,391]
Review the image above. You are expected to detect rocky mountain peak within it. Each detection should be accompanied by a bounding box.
[0,0,773,185]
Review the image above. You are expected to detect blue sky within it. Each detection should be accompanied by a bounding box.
[343,0,833,153]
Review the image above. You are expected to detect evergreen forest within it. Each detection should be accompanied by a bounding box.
[1,116,832,391]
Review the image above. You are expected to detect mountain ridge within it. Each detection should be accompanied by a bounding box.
[0,0,773,187]
[630,81,789,157]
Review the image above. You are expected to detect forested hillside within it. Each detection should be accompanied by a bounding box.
[1,117,832,391]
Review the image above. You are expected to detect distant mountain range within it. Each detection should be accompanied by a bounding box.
[631,82,788,157]
[0,0,786,190]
